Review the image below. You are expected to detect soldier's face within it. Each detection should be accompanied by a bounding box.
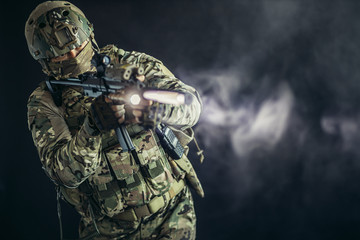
[50,40,89,63]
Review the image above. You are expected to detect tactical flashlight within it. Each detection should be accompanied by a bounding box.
[129,94,141,105]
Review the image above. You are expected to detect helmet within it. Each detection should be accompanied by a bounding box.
[25,1,98,78]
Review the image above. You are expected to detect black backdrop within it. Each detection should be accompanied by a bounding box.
[2,0,360,239]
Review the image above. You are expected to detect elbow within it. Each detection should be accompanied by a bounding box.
[42,149,100,188]
[183,95,202,129]
[55,168,88,188]
[190,96,202,126]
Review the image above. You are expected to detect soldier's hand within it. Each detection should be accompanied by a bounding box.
[91,74,147,130]
[130,99,154,124]
[109,102,125,125]
[107,74,149,125]
[107,91,152,125]
[90,95,119,131]
[126,97,164,129]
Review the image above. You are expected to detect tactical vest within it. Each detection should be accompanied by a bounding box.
[57,46,203,221]
[60,86,169,214]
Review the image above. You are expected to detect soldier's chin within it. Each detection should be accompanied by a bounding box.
[47,66,91,80]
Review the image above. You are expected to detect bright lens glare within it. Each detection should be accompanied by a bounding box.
[130,94,141,105]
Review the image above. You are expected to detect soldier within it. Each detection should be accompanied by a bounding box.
[25,1,204,239]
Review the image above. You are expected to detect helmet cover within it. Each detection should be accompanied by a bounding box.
[25,1,94,60]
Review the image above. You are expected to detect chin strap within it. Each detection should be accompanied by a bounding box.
[90,33,100,52]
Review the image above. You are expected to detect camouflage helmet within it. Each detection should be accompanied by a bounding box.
[25,1,97,61]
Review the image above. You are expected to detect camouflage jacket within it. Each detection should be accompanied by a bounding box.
[27,45,203,224]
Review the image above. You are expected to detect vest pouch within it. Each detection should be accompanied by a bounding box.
[132,130,174,196]
[142,157,173,195]
[102,145,149,207]
[144,158,164,179]
[120,171,142,190]
[104,148,139,180]
[91,181,125,217]
[85,153,126,217]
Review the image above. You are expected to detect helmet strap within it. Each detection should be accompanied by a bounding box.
[90,32,100,53]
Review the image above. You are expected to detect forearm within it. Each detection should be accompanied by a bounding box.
[161,92,202,129]
[147,76,202,129]
[37,116,102,187]
[121,50,202,129]
[28,90,102,187]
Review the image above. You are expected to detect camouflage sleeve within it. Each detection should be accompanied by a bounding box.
[121,51,202,130]
[27,86,102,188]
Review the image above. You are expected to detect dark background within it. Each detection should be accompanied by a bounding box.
[2,0,360,239]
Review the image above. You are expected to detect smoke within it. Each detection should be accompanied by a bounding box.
[230,83,293,156]
[177,0,304,159]
[176,0,303,159]
[321,114,360,152]
[188,69,294,157]
[13,0,360,238]
[174,1,360,219]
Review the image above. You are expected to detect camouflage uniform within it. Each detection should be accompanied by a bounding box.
[27,45,203,239]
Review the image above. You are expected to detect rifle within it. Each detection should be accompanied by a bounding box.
[45,54,190,159]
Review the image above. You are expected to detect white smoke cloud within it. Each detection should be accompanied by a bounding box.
[261,0,301,35]
[231,83,294,157]
[321,115,360,151]
[181,67,294,158]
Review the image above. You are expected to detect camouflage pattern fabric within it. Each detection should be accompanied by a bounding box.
[27,45,202,239]
[79,186,196,240]
[118,48,202,130]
